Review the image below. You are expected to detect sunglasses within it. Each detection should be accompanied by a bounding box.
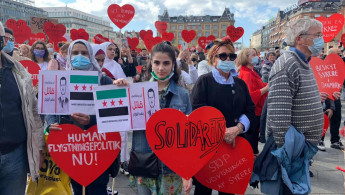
[215,53,237,61]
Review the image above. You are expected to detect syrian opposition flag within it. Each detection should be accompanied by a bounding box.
[94,87,131,133]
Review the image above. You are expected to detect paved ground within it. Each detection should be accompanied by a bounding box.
[108,101,345,195]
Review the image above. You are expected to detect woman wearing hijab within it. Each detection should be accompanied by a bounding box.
[101,42,126,80]
[47,39,128,195]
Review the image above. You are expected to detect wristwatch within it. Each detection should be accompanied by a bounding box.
[236,124,244,133]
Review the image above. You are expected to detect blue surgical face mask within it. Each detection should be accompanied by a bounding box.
[251,56,259,65]
[47,48,54,53]
[71,54,91,70]
[308,37,324,57]
[2,41,14,53]
[217,60,236,73]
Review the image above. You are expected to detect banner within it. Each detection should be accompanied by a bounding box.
[30,17,58,34]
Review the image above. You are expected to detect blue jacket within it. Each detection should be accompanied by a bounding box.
[132,80,192,174]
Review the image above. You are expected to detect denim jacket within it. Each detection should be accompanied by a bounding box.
[132,80,192,174]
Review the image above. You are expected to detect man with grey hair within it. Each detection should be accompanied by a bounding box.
[266,18,326,193]
[0,22,44,194]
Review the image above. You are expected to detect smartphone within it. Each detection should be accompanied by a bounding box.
[182,42,188,51]
[122,38,129,49]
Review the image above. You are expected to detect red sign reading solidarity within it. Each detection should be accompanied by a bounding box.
[227,25,244,43]
[43,22,66,43]
[181,30,196,43]
[107,4,135,29]
[316,13,345,43]
[93,34,109,44]
[6,19,31,44]
[47,124,121,187]
[195,137,254,194]
[70,28,89,41]
[146,106,226,180]
[155,21,168,34]
[310,53,345,100]
[139,30,153,40]
[127,37,139,49]
[322,113,330,137]
[198,35,216,50]
[162,32,174,42]
[19,60,40,86]
[143,34,163,52]
[28,33,46,46]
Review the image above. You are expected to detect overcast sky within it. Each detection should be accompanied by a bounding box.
[36,0,299,47]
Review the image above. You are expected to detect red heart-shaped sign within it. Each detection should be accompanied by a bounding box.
[47,124,121,187]
[43,22,66,43]
[155,21,168,34]
[6,19,31,44]
[107,4,135,29]
[146,107,226,180]
[181,30,196,43]
[195,137,254,194]
[316,13,345,43]
[70,28,89,41]
[19,60,40,86]
[93,34,109,44]
[198,35,216,50]
[310,53,345,100]
[227,26,244,43]
[127,37,139,49]
[162,32,174,42]
[143,34,163,52]
[322,113,330,137]
[139,30,153,40]
[28,33,46,46]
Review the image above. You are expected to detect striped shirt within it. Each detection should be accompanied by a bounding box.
[266,50,323,147]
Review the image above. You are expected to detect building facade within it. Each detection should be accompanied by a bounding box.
[0,0,47,26]
[261,18,275,50]
[250,29,262,49]
[158,8,235,47]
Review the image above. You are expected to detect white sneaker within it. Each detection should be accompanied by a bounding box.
[317,140,326,151]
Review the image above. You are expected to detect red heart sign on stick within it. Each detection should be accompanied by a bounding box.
[94,34,109,44]
[310,53,345,100]
[146,106,226,180]
[322,113,330,137]
[107,4,135,29]
[162,32,174,42]
[139,30,153,40]
[127,37,139,49]
[47,124,121,187]
[181,30,196,43]
[227,26,244,43]
[19,60,40,86]
[70,28,89,41]
[43,22,66,43]
[316,13,345,43]
[155,21,168,34]
[195,138,254,194]
[28,33,46,46]
[198,35,216,50]
[6,19,31,44]
[143,34,163,52]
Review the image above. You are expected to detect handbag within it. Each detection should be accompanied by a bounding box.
[128,91,173,178]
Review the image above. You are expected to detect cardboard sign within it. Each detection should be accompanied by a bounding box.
[195,138,254,194]
[155,21,167,34]
[43,22,66,43]
[20,60,40,86]
[162,32,174,42]
[143,34,163,52]
[70,28,89,41]
[30,17,58,34]
[198,35,216,50]
[47,124,121,187]
[93,82,159,133]
[139,30,153,40]
[227,25,244,43]
[107,4,135,29]
[93,34,109,44]
[322,113,330,137]
[316,13,345,43]
[310,53,345,100]
[126,37,139,49]
[146,106,226,180]
[38,71,99,115]
[28,33,46,46]
[181,30,196,43]
[6,19,31,44]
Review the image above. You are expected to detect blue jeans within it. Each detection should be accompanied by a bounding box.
[0,143,28,195]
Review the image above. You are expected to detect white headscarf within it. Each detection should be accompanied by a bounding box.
[91,44,104,60]
[100,42,126,80]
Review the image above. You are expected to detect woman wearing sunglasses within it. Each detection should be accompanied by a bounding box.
[191,37,255,195]
[237,48,269,157]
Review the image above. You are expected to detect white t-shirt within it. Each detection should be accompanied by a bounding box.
[39,61,49,71]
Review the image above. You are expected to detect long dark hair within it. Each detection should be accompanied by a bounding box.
[30,40,51,63]
[146,42,181,83]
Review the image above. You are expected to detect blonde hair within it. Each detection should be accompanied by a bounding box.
[207,38,235,66]
[236,48,255,69]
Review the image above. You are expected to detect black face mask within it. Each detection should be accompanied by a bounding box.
[0,36,4,51]
[191,58,197,62]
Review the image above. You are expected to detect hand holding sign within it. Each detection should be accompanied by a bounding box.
[310,53,345,100]
[108,4,135,29]
[6,19,31,44]
[316,13,344,43]
[227,25,244,42]
[181,30,196,43]
[47,124,121,187]
[146,106,226,180]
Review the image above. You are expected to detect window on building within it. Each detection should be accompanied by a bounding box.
[179,32,181,37]
[187,26,190,30]
[192,25,196,30]
[171,25,176,30]
[222,24,226,30]
[179,25,183,30]
[303,15,309,19]
[205,25,210,30]
[199,25,202,30]
[192,40,196,44]
[205,32,210,36]
[222,31,226,37]
[213,25,218,29]
[213,31,217,37]
[67,30,69,33]
[198,32,202,36]
[327,14,331,18]
[314,14,321,18]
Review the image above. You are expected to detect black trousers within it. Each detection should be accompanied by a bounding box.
[245,115,260,154]
[193,179,233,195]
[330,99,341,143]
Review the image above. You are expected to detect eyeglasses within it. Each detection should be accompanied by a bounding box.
[215,53,237,61]
[4,36,14,42]
[300,33,323,38]
[35,47,44,50]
